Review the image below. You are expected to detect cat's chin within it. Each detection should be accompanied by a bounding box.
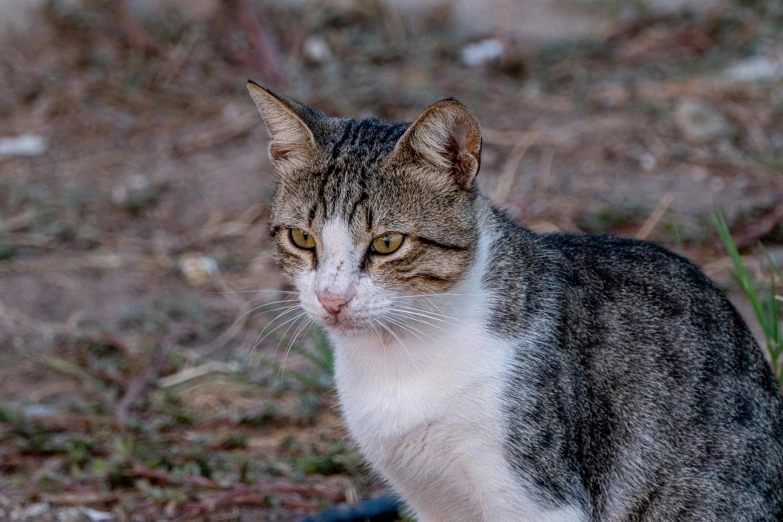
[318,315,364,335]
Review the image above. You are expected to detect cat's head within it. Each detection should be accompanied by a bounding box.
[248,81,483,335]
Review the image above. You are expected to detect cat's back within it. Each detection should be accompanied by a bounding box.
[534,231,783,520]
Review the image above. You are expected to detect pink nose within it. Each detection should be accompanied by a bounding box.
[317,294,353,315]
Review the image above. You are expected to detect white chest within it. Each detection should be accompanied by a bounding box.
[332,326,586,522]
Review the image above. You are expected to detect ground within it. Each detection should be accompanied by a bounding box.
[1,1,782,521]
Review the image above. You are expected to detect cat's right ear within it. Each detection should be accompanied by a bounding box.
[247,81,321,174]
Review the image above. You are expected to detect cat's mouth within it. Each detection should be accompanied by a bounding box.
[316,309,379,334]
[322,313,361,332]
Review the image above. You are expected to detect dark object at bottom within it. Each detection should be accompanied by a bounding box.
[293,495,401,522]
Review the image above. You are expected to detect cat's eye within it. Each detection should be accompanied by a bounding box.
[290,228,316,250]
[370,232,405,255]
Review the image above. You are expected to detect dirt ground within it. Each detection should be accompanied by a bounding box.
[1,1,783,521]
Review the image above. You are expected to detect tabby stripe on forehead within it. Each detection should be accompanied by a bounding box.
[330,120,356,160]
[417,237,471,252]
[347,150,367,226]
[317,162,338,220]
[376,125,396,147]
[351,120,369,147]
[348,191,368,226]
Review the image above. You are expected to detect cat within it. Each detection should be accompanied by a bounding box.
[247,80,783,522]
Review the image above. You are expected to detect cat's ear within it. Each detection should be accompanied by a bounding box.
[392,98,482,189]
[247,80,322,173]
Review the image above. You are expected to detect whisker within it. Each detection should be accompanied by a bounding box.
[229,299,300,328]
[246,306,303,361]
[393,304,460,322]
[274,310,309,362]
[246,253,279,262]
[254,312,307,349]
[384,316,435,349]
[385,312,441,336]
[249,310,309,362]
[387,310,451,334]
[368,319,387,351]
[376,318,419,372]
[248,304,300,323]
[422,295,448,316]
[388,293,483,299]
[389,307,457,325]
[276,314,312,384]
[288,317,315,359]
[278,316,316,382]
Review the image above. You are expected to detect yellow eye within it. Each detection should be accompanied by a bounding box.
[290,228,316,250]
[371,232,404,255]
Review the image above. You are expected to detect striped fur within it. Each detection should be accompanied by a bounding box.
[248,82,783,522]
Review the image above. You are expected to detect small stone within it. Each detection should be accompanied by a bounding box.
[673,99,732,143]
[303,35,332,64]
[81,508,113,521]
[0,134,46,156]
[111,174,158,213]
[723,56,783,82]
[179,254,218,286]
[11,503,49,520]
[461,38,503,67]
[639,152,656,172]
[55,507,81,522]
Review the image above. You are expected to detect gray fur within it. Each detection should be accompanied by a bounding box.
[486,213,783,520]
[249,82,783,521]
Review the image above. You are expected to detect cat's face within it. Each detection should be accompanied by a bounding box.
[248,82,482,335]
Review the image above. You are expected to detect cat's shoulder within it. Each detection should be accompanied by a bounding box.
[537,232,714,289]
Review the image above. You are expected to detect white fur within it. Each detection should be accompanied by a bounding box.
[295,217,587,522]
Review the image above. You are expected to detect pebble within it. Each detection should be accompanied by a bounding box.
[179,253,218,285]
[0,134,46,156]
[303,35,332,64]
[723,56,783,82]
[673,99,732,143]
[461,38,503,67]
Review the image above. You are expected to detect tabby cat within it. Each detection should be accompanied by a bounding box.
[247,80,783,521]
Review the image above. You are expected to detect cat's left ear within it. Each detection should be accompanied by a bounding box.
[247,80,323,175]
[391,98,482,190]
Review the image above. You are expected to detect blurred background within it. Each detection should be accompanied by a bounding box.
[1,0,783,520]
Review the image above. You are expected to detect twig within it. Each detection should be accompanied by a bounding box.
[38,492,119,506]
[182,481,344,515]
[124,464,215,488]
[635,193,674,240]
[0,252,176,274]
[39,356,107,392]
[189,274,255,359]
[733,200,783,250]
[116,0,158,55]
[174,112,258,154]
[115,322,193,426]
[130,467,344,515]
[536,148,554,199]
[233,0,287,85]
[157,361,234,389]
